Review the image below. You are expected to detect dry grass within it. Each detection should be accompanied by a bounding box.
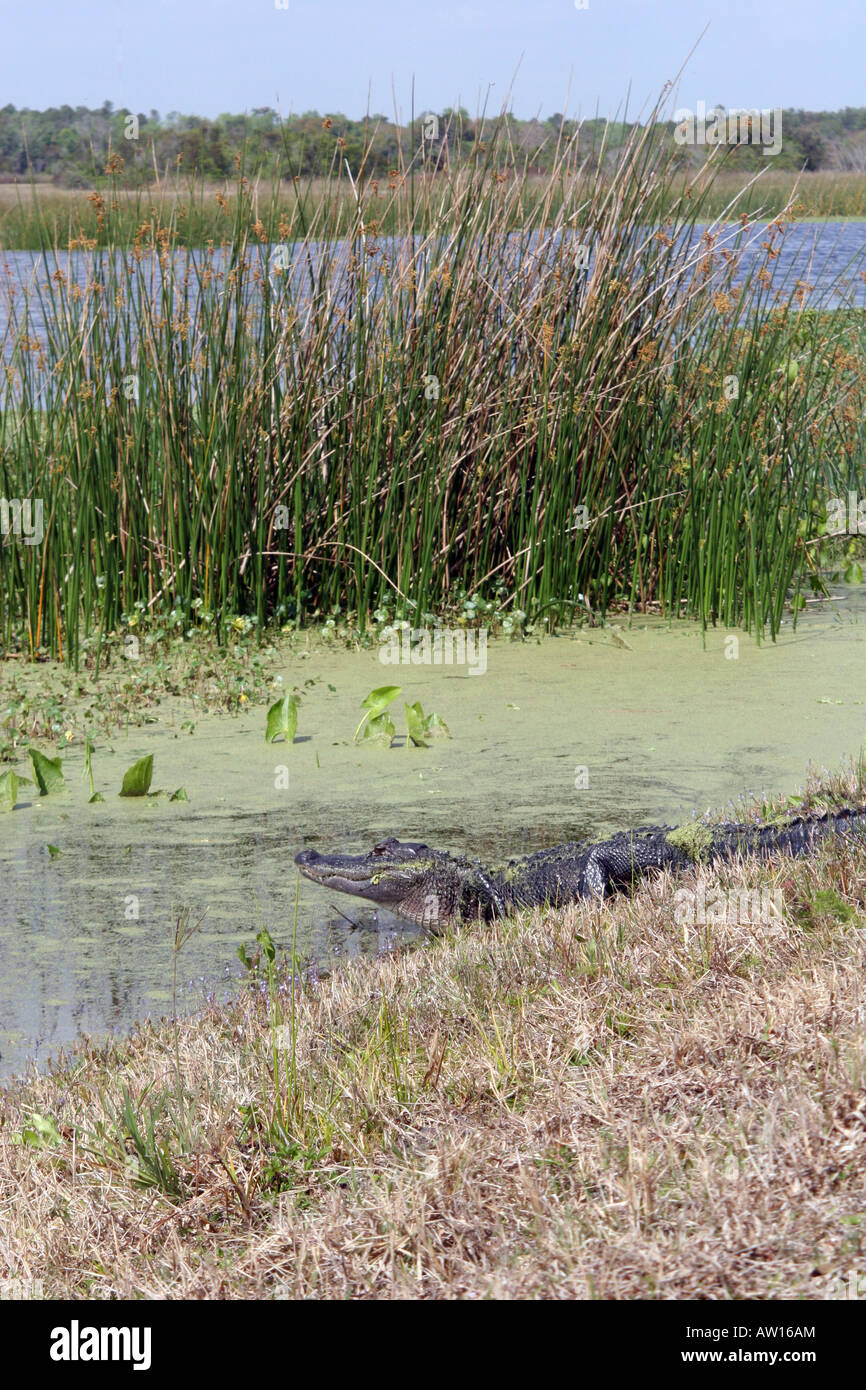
[2,811,865,1299]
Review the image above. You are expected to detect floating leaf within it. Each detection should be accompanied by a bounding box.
[169,787,189,802]
[266,694,298,744]
[0,770,19,813]
[89,792,105,804]
[29,748,64,795]
[119,754,154,797]
[47,844,62,859]
[354,685,401,741]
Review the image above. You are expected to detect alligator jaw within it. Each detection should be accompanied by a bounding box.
[294,856,381,899]
[295,847,403,902]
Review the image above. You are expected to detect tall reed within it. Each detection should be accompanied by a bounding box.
[1,91,864,664]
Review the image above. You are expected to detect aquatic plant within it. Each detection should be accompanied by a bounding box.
[265,693,299,744]
[354,685,401,744]
[1,83,865,663]
[119,754,153,797]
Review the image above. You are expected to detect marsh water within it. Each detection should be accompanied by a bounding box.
[3,593,866,1076]
[1,221,865,390]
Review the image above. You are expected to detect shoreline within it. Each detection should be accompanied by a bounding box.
[2,811,863,1299]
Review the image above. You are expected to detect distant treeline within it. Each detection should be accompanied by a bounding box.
[2,101,866,186]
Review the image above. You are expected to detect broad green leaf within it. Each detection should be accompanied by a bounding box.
[0,770,19,813]
[844,562,863,585]
[354,685,401,741]
[361,684,402,713]
[237,942,254,972]
[89,792,105,804]
[256,927,276,964]
[169,787,189,802]
[119,754,154,797]
[405,701,430,747]
[29,748,65,795]
[266,694,298,744]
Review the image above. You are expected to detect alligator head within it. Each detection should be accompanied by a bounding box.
[295,837,477,931]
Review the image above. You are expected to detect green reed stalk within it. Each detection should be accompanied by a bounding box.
[1,97,864,662]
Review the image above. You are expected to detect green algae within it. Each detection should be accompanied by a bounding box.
[3,587,866,1076]
[666,821,715,860]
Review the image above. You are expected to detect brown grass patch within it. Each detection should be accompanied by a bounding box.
[1,832,865,1299]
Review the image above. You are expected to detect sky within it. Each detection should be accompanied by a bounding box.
[2,0,864,122]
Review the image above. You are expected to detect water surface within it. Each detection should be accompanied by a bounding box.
[3,593,866,1076]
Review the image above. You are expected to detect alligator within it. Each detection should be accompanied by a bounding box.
[295,805,866,932]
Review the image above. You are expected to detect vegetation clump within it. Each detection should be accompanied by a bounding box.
[2,82,865,665]
[666,819,715,860]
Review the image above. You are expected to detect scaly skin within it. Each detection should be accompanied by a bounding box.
[295,806,866,932]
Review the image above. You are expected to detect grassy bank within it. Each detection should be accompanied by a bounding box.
[2,89,866,664]
[1,771,865,1298]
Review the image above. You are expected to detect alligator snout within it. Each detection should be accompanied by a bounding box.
[294,848,321,866]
